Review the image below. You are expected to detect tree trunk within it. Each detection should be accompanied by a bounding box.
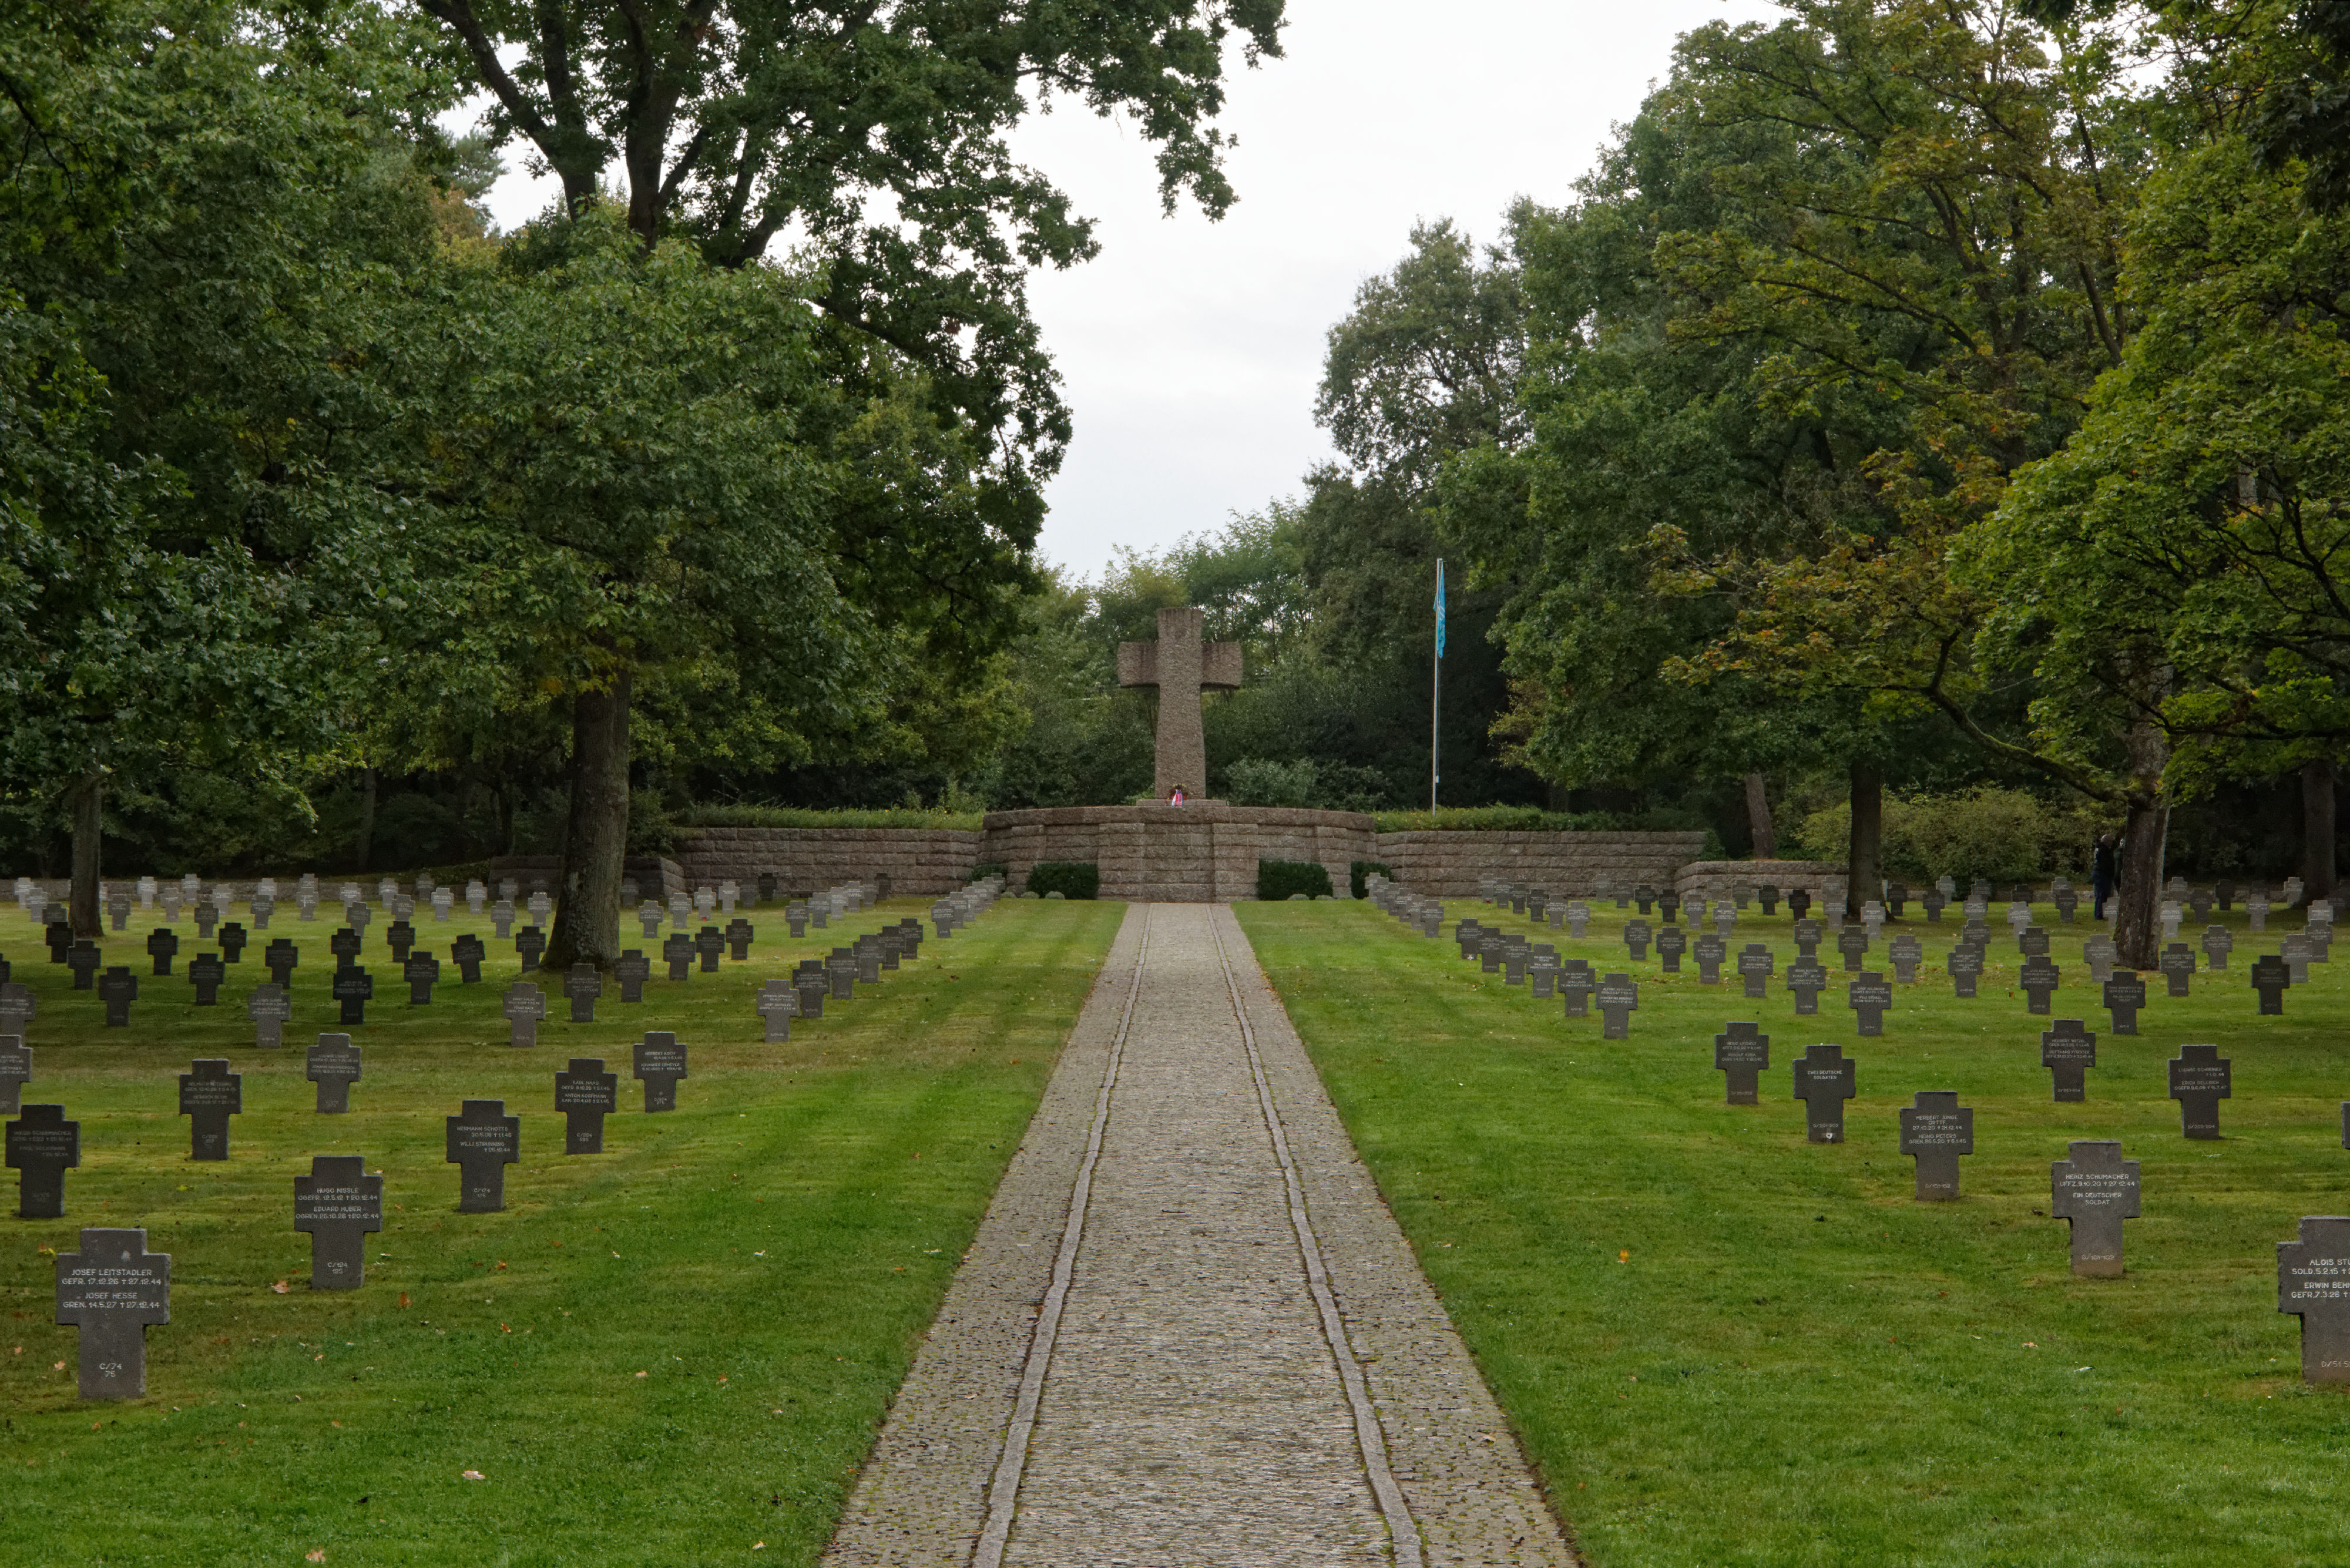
[545,671,632,971]
[1845,762,1881,919]
[69,771,102,938]
[1745,771,1776,859]
[354,766,378,872]
[2303,759,2337,901]
[2113,715,2171,969]
[2113,795,2170,969]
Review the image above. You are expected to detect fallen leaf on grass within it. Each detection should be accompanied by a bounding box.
[307,1552,325,1563]
[272,1281,290,1294]
[461,1470,485,1481]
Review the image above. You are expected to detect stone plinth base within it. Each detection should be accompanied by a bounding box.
[982,804,1374,903]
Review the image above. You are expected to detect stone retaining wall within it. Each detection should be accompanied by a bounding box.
[981,804,1375,902]
[1675,858,1849,910]
[1370,830,1708,900]
[674,827,985,899]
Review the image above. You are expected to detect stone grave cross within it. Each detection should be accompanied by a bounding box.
[445,1100,520,1214]
[8,1103,78,1217]
[1714,1022,1769,1104]
[2050,1140,2139,1276]
[2277,1217,2350,1383]
[55,1228,170,1399]
[1117,605,1243,797]
[178,1059,241,1160]
[1899,1091,1973,1201]
[634,1033,688,1112]
[1793,1045,1856,1143]
[293,1155,383,1291]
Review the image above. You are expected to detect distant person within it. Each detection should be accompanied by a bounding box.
[2092,832,2119,918]
[1167,785,1187,805]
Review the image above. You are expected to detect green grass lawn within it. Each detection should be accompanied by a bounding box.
[1238,895,2350,1568]
[0,895,1122,1566]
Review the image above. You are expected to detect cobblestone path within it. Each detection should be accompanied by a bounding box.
[822,903,1577,1567]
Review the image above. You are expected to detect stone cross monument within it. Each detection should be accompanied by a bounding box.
[1118,606,1241,798]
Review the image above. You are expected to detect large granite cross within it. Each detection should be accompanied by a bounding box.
[1119,606,1241,798]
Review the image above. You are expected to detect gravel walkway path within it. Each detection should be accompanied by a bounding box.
[821,903,1577,1567]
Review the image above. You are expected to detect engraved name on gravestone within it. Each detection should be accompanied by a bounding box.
[55,1228,169,1399]
[1502,942,1528,985]
[527,892,552,926]
[1848,972,1893,1037]
[402,951,439,1006]
[1737,944,1775,1000]
[1922,888,1948,922]
[827,949,858,1000]
[503,981,546,1047]
[331,964,372,1025]
[637,901,664,939]
[1694,932,1726,984]
[178,1059,240,1160]
[8,1103,77,1216]
[757,980,795,1043]
[1529,949,1559,999]
[1715,1022,1769,1105]
[793,963,828,1020]
[492,899,516,939]
[2252,953,2291,1015]
[1792,918,1822,959]
[1559,959,1595,1019]
[1794,1045,1856,1143]
[1622,919,1651,963]
[1786,957,1828,1016]
[2170,1043,2232,1139]
[2040,1019,2097,1102]
[1888,933,1923,984]
[1837,925,1871,972]
[294,1155,382,1291]
[192,903,217,941]
[433,935,479,986]
[306,1034,361,1114]
[726,918,755,961]
[1596,974,1639,1039]
[0,1038,27,1114]
[2285,933,2314,985]
[187,953,224,1006]
[1656,926,1687,974]
[787,903,810,938]
[556,1058,619,1154]
[2019,925,2051,960]
[2084,934,2117,985]
[2020,955,2060,1015]
[563,963,603,1023]
[515,926,546,973]
[614,951,650,1003]
[446,1100,520,1214]
[264,938,298,989]
[247,983,290,1049]
[2051,1140,2139,1277]
[634,1033,687,1112]
[2277,1217,2350,1383]
[145,928,178,976]
[97,966,136,1028]
[697,926,727,974]
[0,985,32,1043]
[328,927,361,971]
[662,932,694,981]
[1899,1091,1973,1201]
[1634,884,1657,915]
[2102,971,2146,1035]
[386,919,416,964]
[2054,885,2080,923]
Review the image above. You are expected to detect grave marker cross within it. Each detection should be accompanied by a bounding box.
[2169,1044,2232,1139]
[1899,1091,1973,1201]
[177,1059,241,1160]
[306,1035,362,1114]
[1714,1023,1770,1104]
[2040,1020,2097,1103]
[634,1033,688,1112]
[445,1100,519,1213]
[55,1228,169,1399]
[556,1058,619,1153]
[6,1103,78,1216]
[293,1155,382,1291]
[2277,1217,2350,1383]
[2050,1140,2139,1277]
[1793,1045,1856,1143]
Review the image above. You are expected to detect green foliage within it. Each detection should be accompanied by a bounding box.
[1023,861,1100,901]
[1255,859,1332,901]
[1791,788,2110,885]
[681,805,988,831]
[1224,757,1319,808]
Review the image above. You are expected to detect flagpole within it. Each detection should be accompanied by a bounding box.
[1431,558,1443,815]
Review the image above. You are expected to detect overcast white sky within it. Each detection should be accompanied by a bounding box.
[474,1,1782,581]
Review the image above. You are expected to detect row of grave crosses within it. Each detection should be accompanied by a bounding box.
[20,875,1008,1402]
[8,868,898,940]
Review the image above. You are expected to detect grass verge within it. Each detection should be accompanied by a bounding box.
[0,898,1121,1566]
[1238,897,2350,1568]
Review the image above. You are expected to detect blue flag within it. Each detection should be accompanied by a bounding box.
[1433,559,1446,659]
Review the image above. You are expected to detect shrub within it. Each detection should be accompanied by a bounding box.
[1226,757,1320,808]
[1025,861,1099,899]
[968,861,1006,884]
[1350,859,1394,898]
[679,804,986,830]
[1257,859,1333,901]
[1792,788,2106,886]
